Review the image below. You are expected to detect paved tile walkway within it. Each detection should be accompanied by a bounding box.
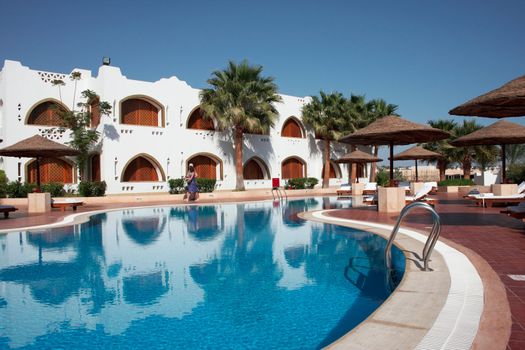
[325,193,525,350]
[1,193,524,349]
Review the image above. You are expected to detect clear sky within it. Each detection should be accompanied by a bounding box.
[1,0,524,162]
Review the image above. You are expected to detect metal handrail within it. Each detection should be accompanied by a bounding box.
[385,201,441,271]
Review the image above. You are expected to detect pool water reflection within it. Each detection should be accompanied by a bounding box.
[0,197,404,349]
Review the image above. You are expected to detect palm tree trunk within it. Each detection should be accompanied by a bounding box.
[370,145,378,182]
[437,160,446,182]
[322,138,330,188]
[234,127,245,191]
[462,156,472,180]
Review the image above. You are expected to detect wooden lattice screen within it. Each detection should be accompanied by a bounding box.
[190,155,217,180]
[282,158,304,179]
[28,158,73,184]
[123,156,159,182]
[243,159,264,180]
[27,101,66,126]
[121,99,159,127]
[321,162,338,178]
[91,154,101,182]
[90,97,101,128]
[281,119,303,138]
[188,108,214,130]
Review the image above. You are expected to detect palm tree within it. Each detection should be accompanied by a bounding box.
[302,91,349,188]
[424,120,457,181]
[364,99,398,181]
[200,60,282,191]
[452,120,484,179]
[506,144,525,166]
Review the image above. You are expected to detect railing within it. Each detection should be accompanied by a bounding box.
[385,201,442,271]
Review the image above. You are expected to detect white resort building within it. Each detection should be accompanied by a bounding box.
[0,60,366,194]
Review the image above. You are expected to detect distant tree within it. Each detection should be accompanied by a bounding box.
[424,119,457,181]
[200,60,282,190]
[302,91,349,188]
[506,144,525,166]
[53,72,111,179]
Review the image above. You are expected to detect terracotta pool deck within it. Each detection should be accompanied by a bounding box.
[1,192,524,349]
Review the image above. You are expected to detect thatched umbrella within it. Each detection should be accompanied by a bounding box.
[449,75,525,118]
[0,135,80,191]
[340,116,450,186]
[335,149,382,183]
[450,120,525,183]
[391,146,442,182]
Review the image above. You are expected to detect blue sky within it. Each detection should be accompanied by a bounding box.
[1,0,524,163]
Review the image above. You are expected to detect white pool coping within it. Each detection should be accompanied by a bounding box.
[311,210,484,350]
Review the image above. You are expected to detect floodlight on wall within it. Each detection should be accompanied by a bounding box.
[102,57,111,66]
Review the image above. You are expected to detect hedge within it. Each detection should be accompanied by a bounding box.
[197,178,216,193]
[284,177,319,190]
[41,182,65,197]
[78,181,107,197]
[5,181,36,198]
[168,178,186,194]
[437,178,475,186]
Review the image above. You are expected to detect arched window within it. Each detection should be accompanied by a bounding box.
[281,157,306,179]
[90,96,101,128]
[187,107,214,130]
[243,157,270,180]
[26,100,68,126]
[27,158,74,184]
[281,118,305,138]
[121,97,163,127]
[321,161,341,179]
[122,155,164,182]
[187,154,223,180]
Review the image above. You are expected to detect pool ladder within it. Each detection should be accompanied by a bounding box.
[385,201,442,272]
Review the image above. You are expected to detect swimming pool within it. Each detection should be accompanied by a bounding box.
[0,197,405,349]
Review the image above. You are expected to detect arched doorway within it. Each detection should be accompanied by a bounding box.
[187,107,215,130]
[321,161,341,179]
[243,157,270,180]
[281,117,305,138]
[120,96,164,127]
[187,154,223,180]
[27,158,74,184]
[281,157,306,179]
[122,155,164,182]
[90,154,101,182]
[26,100,68,126]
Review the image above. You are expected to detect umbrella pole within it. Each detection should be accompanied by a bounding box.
[389,141,394,187]
[415,160,418,182]
[35,157,41,193]
[501,144,506,184]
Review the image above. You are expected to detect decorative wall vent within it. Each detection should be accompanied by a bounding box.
[37,71,67,83]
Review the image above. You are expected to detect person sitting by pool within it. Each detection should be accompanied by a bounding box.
[185,163,199,202]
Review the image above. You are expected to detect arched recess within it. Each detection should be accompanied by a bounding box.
[187,153,223,180]
[281,156,307,179]
[90,154,101,182]
[121,154,165,182]
[321,160,342,179]
[120,95,165,127]
[26,157,75,184]
[26,99,69,126]
[186,106,215,130]
[243,157,270,180]
[281,117,306,138]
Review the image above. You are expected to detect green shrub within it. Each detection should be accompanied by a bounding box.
[197,178,216,193]
[41,182,65,197]
[284,177,319,190]
[168,178,186,194]
[437,178,475,186]
[507,164,525,184]
[78,181,107,197]
[376,169,389,187]
[6,181,36,198]
[0,170,8,198]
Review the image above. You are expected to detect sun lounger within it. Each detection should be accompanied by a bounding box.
[51,199,84,211]
[467,181,525,200]
[336,184,352,196]
[362,182,377,195]
[0,205,18,218]
[425,182,438,194]
[501,202,525,221]
[473,193,525,207]
[405,183,435,205]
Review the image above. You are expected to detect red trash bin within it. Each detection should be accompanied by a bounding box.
[272,178,280,189]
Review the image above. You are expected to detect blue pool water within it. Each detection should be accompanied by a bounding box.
[0,197,404,349]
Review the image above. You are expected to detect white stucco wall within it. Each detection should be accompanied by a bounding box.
[0,60,368,194]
